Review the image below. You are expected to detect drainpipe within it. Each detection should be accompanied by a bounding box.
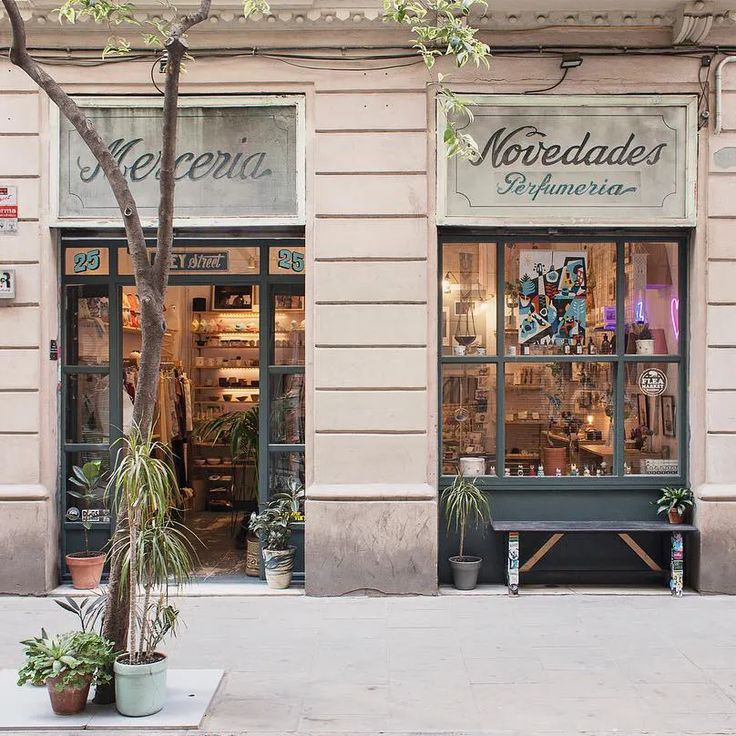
[715,56,736,134]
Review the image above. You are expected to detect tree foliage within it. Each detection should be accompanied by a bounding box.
[383,0,490,158]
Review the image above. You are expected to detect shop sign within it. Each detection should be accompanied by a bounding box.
[152,251,229,272]
[0,269,16,300]
[438,95,697,226]
[54,96,304,225]
[638,368,667,396]
[0,186,18,234]
[81,508,111,524]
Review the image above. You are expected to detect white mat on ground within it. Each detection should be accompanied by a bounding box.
[0,668,223,730]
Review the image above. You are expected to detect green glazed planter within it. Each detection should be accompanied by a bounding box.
[114,654,167,717]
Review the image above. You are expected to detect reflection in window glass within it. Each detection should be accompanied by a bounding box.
[273,293,304,366]
[442,243,496,356]
[504,362,615,476]
[505,242,617,356]
[624,242,679,355]
[624,363,679,476]
[442,365,497,476]
[66,374,110,444]
[269,452,305,494]
[66,285,109,366]
[270,373,305,444]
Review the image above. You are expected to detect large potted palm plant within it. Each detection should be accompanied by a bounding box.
[107,429,196,717]
[442,475,491,590]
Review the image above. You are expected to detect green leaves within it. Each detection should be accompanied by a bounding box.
[441,475,491,556]
[655,487,694,515]
[17,631,116,690]
[249,498,293,551]
[243,0,270,19]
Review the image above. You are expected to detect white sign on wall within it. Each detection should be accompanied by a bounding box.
[52,96,305,227]
[0,269,16,299]
[438,95,698,226]
[0,186,18,234]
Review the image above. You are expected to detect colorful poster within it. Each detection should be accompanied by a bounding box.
[518,251,587,346]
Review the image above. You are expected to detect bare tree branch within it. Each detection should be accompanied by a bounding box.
[1,0,151,279]
[173,0,213,36]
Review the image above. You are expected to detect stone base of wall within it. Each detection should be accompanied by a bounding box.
[693,485,736,594]
[304,498,438,596]
[0,499,52,594]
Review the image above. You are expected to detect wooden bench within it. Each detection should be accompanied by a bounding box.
[490,520,697,597]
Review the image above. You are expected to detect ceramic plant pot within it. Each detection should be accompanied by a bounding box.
[262,546,296,589]
[114,654,167,717]
[65,553,106,590]
[636,339,655,355]
[542,446,568,476]
[668,509,684,524]
[449,556,482,590]
[46,674,92,715]
[459,457,485,477]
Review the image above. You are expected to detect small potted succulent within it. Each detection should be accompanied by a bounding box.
[656,487,694,524]
[634,321,655,355]
[249,498,296,589]
[17,630,115,715]
[66,460,108,589]
[441,474,491,590]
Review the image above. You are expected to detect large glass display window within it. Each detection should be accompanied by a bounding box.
[440,236,686,483]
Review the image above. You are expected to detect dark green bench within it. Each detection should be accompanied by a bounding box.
[490,520,697,597]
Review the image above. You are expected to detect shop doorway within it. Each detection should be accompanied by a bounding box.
[60,237,306,583]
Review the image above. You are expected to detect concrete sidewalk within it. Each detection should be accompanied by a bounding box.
[1,590,736,735]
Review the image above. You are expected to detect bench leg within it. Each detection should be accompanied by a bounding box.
[670,531,684,597]
[507,531,520,595]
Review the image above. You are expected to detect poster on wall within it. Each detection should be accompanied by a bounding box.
[0,186,18,234]
[518,251,587,346]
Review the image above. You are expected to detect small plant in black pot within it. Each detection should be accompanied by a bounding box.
[249,498,296,589]
[656,487,694,525]
[442,475,491,590]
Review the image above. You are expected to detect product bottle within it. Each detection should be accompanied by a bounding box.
[563,339,571,355]
[588,339,596,355]
[522,343,530,356]
[576,338,583,355]
[601,334,611,354]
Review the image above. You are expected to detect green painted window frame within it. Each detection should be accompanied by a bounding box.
[438,230,689,491]
[58,231,305,581]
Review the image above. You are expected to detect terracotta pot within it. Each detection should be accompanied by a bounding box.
[46,674,92,715]
[542,446,568,476]
[668,510,684,524]
[65,552,106,590]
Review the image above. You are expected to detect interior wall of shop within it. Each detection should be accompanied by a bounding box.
[1,20,735,592]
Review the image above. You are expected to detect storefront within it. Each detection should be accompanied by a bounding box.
[57,97,306,582]
[3,10,736,595]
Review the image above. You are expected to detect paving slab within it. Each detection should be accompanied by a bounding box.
[0,669,222,731]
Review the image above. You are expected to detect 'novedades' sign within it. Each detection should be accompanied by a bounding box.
[439,95,697,226]
[55,97,303,224]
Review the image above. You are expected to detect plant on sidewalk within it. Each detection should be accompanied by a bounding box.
[106,427,196,716]
[441,474,491,590]
[272,479,305,521]
[249,498,296,589]
[18,630,116,715]
[66,461,108,589]
[656,487,694,524]
[55,594,107,634]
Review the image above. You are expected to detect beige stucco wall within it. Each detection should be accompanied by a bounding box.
[1,18,735,592]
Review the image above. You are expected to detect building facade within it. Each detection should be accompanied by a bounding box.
[1,1,736,595]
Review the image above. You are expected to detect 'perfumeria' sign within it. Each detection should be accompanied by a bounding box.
[438,95,697,226]
[54,96,304,225]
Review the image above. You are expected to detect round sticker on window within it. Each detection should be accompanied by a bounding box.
[638,368,667,397]
[66,507,81,522]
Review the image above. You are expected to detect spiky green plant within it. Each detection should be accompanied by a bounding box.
[441,475,491,558]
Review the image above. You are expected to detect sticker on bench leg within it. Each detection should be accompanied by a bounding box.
[670,531,684,597]
[508,532,520,595]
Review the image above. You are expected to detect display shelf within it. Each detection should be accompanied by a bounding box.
[192,385,260,389]
[194,400,259,405]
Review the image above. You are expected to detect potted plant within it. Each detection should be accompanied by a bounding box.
[656,487,694,524]
[273,479,305,522]
[66,460,107,589]
[249,498,296,589]
[17,630,115,715]
[441,475,491,590]
[107,429,196,717]
[634,321,655,355]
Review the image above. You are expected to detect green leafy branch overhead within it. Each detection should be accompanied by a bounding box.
[383,0,490,159]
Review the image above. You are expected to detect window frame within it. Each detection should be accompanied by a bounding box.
[438,229,689,490]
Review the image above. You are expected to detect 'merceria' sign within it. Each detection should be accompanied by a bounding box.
[438,95,697,226]
[55,96,304,224]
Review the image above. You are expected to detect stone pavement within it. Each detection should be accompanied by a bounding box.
[1,590,736,735]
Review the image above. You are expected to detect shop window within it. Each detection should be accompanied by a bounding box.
[439,238,685,482]
[65,285,110,366]
[269,373,305,444]
[442,243,496,356]
[65,373,110,444]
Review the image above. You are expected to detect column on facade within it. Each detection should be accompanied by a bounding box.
[305,90,437,594]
